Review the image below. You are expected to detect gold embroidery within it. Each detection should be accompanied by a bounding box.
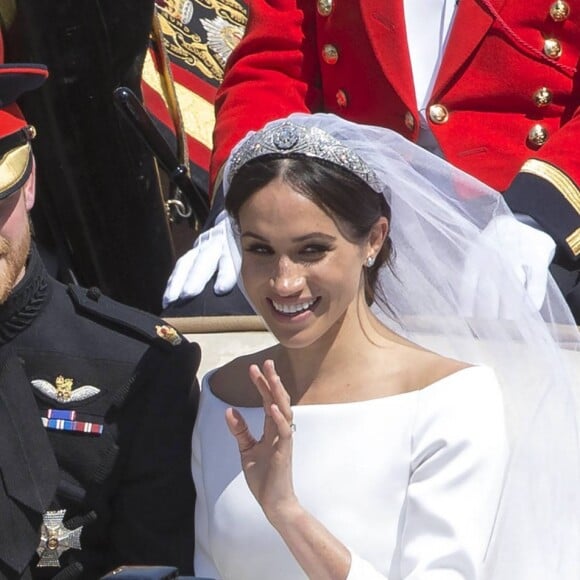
[55,376,74,402]
[565,228,580,256]
[155,0,247,82]
[193,0,247,28]
[156,324,183,345]
[520,159,580,215]
[157,0,194,23]
[201,16,245,67]
[157,12,223,81]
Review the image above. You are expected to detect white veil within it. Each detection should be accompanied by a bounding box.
[223,113,580,579]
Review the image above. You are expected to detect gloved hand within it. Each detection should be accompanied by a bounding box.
[460,215,556,318]
[163,210,238,308]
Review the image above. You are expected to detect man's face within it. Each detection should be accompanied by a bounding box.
[0,172,35,304]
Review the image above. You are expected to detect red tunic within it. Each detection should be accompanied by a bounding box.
[212,0,580,260]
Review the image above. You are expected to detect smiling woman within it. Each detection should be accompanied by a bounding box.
[191,113,580,580]
[231,174,386,350]
[228,152,392,308]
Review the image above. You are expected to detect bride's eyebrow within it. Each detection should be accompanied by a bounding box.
[241,232,337,243]
[240,232,268,241]
[291,233,336,243]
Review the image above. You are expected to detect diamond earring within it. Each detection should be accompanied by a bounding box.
[366,256,376,268]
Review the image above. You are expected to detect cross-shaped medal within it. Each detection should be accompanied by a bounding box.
[36,510,82,567]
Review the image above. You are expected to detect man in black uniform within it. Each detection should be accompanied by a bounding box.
[0,63,201,578]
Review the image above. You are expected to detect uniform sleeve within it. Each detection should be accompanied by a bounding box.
[347,368,508,580]
[108,340,201,574]
[210,0,322,191]
[504,116,580,264]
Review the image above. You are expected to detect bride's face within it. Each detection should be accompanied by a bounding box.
[238,178,373,349]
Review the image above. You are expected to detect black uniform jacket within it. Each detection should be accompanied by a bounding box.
[0,247,201,579]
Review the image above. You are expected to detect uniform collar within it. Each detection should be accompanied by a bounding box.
[0,244,50,343]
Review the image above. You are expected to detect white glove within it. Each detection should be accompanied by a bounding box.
[460,215,556,318]
[163,210,238,308]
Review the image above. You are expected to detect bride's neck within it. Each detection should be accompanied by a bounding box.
[274,303,397,402]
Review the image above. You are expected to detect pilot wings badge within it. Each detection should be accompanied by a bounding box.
[31,375,101,402]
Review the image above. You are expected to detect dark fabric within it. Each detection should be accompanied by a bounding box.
[0,245,200,579]
[549,262,580,324]
[162,274,254,317]
[504,173,580,321]
[0,248,49,344]
[504,172,580,263]
[0,350,59,574]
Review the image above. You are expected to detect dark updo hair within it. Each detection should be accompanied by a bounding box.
[225,154,392,305]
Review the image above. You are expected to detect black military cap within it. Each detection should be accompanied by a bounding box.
[0,63,47,200]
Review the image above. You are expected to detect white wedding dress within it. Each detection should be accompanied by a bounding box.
[192,365,508,580]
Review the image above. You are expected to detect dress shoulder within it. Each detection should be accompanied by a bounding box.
[412,365,506,466]
[420,364,500,396]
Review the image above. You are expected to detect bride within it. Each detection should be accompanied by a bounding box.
[192,113,580,579]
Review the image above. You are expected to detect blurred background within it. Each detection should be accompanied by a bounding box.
[0,0,246,313]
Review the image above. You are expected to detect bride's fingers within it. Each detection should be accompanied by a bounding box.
[226,407,256,453]
[264,360,292,422]
[249,364,275,414]
[270,403,294,440]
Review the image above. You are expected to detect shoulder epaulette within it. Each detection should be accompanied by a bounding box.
[67,285,184,351]
[506,162,580,263]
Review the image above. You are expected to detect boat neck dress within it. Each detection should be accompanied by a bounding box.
[192,365,508,579]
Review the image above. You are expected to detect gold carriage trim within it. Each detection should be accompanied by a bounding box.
[520,159,580,215]
[566,228,580,257]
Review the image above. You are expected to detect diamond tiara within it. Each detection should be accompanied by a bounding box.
[228,121,382,192]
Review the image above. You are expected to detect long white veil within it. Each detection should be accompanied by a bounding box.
[224,113,580,578]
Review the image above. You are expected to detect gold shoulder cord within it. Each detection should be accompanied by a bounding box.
[150,7,200,224]
[150,7,190,176]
